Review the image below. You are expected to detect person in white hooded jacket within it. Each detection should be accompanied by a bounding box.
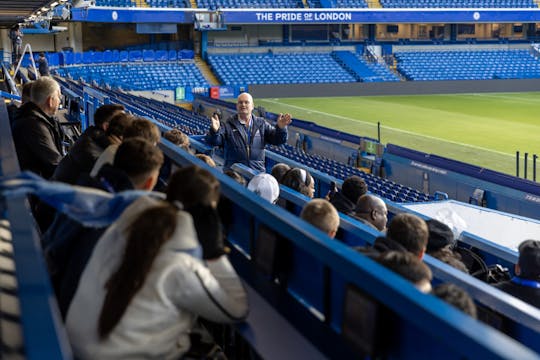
[65,166,248,359]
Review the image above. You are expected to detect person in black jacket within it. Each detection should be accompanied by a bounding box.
[12,76,64,179]
[495,239,540,308]
[329,175,367,216]
[43,138,164,318]
[52,111,131,184]
[356,213,428,260]
[205,92,291,171]
[352,194,388,232]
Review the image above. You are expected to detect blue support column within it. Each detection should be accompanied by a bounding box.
[201,31,208,61]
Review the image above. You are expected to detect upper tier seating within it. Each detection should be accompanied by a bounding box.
[208,52,356,85]
[395,49,540,81]
[57,63,209,90]
[94,0,136,6]
[380,0,537,7]
[196,0,303,8]
[333,0,368,7]
[145,0,190,7]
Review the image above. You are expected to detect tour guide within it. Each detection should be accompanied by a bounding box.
[206,92,292,171]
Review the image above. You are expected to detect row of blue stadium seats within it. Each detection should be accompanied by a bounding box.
[146,0,189,7]
[395,48,540,81]
[59,49,195,66]
[197,0,302,8]
[95,0,136,6]
[270,144,432,203]
[209,52,358,85]
[92,0,536,8]
[58,63,209,91]
[381,0,536,7]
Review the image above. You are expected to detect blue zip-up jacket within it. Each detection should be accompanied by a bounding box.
[205,114,288,171]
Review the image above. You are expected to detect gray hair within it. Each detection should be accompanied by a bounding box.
[30,76,60,106]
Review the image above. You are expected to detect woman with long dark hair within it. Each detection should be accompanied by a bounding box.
[66,166,248,359]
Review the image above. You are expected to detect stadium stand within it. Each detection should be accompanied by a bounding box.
[267,144,432,202]
[57,62,209,90]
[196,0,303,8]
[208,52,357,85]
[332,50,400,82]
[395,48,540,81]
[333,0,368,7]
[4,99,540,358]
[145,0,191,7]
[94,0,137,6]
[380,0,537,7]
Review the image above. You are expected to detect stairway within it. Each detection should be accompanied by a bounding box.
[134,0,150,7]
[194,55,220,86]
[367,0,382,8]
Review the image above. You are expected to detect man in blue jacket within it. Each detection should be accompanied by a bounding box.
[206,92,291,171]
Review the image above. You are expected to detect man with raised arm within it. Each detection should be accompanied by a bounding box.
[206,92,291,171]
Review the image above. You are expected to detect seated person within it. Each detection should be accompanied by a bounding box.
[376,251,432,293]
[65,166,248,359]
[433,283,477,318]
[163,128,190,151]
[91,117,161,177]
[300,199,340,239]
[224,169,246,186]
[247,173,280,204]
[495,239,540,308]
[280,167,314,198]
[353,194,387,232]
[357,213,428,260]
[426,219,468,273]
[329,176,367,216]
[52,112,132,184]
[156,128,191,190]
[270,162,290,183]
[44,138,164,318]
[196,153,216,167]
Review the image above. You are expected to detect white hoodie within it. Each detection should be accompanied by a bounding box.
[66,196,248,359]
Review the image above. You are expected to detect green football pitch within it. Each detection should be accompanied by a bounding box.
[256,92,540,176]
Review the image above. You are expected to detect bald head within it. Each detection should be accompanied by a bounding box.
[236,92,254,122]
[354,194,388,231]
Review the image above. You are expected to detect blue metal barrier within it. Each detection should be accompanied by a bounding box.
[157,135,540,359]
[0,99,72,359]
[268,172,540,354]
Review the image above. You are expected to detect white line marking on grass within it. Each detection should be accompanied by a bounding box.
[470,93,540,104]
[262,99,514,158]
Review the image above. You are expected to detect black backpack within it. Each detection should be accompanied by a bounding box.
[454,246,511,284]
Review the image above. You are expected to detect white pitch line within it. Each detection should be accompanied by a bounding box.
[262,99,515,158]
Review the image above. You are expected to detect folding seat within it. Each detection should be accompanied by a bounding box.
[83,51,94,64]
[119,51,129,62]
[102,50,113,63]
[93,51,104,63]
[129,50,143,62]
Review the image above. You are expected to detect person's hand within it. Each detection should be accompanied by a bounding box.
[277,113,292,129]
[187,204,225,260]
[210,113,220,132]
[108,134,122,145]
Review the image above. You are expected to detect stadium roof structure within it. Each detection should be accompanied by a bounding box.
[0,0,56,27]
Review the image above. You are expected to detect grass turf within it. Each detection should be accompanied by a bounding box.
[257,92,540,176]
